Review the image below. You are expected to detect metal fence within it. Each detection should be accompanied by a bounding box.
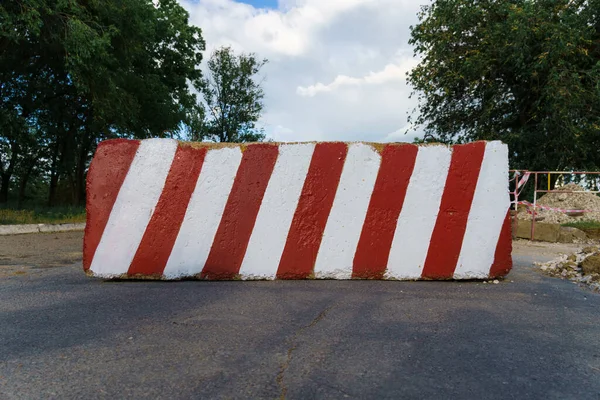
[510,170,600,240]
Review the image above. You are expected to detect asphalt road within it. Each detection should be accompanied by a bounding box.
[1,233,599,399]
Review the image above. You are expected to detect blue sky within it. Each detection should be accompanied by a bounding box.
[181,0,424,142]
[235,0,278,9]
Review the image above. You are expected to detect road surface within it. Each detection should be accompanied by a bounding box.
[1,232,599,399]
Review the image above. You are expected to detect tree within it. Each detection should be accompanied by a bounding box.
[407,0,600,172]
[197,46,268,143]
[0,0,205,205]
[0,111,22,203]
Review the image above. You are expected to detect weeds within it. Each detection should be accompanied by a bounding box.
[562,220,600,230]
[0,206,86,225]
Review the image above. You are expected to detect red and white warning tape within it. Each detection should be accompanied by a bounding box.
[516,172,530,190]
[510,172,531,198]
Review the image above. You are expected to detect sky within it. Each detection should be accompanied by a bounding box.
[179,0,427,143]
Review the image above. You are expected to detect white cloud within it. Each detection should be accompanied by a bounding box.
[179,0,426,142]
[383,125,422,143]
[296,57,419,97]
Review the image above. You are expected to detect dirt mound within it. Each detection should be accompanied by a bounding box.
[517,183,600,224]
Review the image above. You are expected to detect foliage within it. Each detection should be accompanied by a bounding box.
[407,0,600,171]
[0,205,86,225]
[0,0,205,205]
[196,46,268,143]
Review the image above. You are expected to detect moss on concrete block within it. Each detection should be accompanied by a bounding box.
[557,226,588,243]
[515,220,560,242]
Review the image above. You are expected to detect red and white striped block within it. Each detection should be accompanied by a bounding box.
[83,139,512,280]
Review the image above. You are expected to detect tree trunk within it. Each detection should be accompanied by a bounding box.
[76,170,86,206]
[75,144,89,206]
[0,174,10,204]
[0,142,19,204]
[18,173,30,208]
[48,170,59,207]
[48,139,60,207]
[66,169,76,205]
[17,158,38,208]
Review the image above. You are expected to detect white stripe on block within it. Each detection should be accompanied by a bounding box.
[163,147,243,278]
[90,138,178,277]
[453,141,510,279]
[239,144,315,279]
[385,145,452,279]
[313,143,381,279]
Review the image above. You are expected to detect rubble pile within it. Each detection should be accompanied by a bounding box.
[535,245,600,291]
[517,183,600,224]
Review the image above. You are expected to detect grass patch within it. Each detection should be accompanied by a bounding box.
[562,220,600,230]
[562,220,600,240]
[0,206,86,225]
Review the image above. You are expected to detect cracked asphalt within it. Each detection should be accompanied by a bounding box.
[1,232,600,399]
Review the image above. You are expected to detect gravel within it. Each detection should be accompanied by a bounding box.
[517,183,600,224]
[535,245,600,292]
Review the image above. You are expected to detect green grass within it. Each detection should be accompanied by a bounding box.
[561,220,600,230]
[0,206,86,225]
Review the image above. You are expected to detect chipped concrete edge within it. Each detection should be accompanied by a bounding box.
[0,223,86,236]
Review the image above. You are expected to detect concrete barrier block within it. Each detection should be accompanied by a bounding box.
[515,221,560,242]
[84,139,512,280]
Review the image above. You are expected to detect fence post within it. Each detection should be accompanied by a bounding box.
[531,173,538,241]
[513,172,519,239]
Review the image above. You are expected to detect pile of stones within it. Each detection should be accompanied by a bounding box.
[536,246,600,292]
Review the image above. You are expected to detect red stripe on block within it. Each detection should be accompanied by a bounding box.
[127,145,207,277]
[83,139,140,271]
[352,144,418,279]
[276,143,348,279]
[421,142,486,279]
[489,210,513,278]
[201,144,279,279]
